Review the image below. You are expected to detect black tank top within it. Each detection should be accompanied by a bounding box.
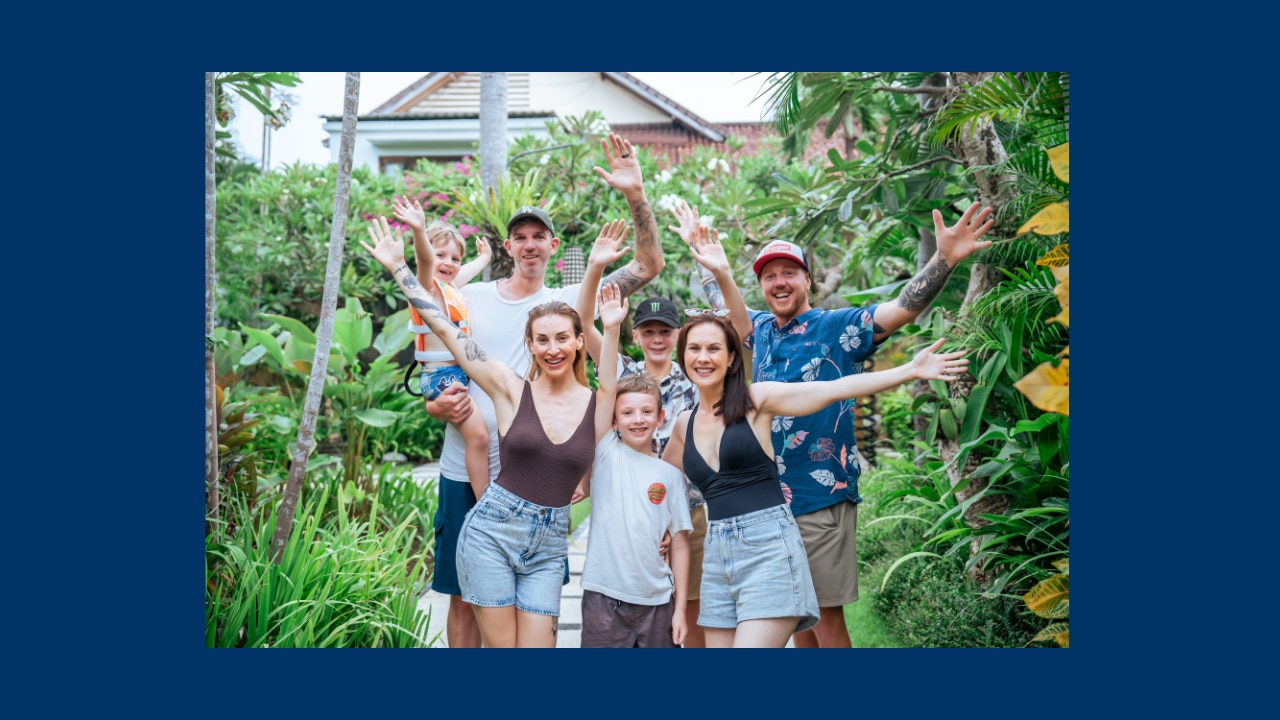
[682,405,785,521]
[494,380,597,507]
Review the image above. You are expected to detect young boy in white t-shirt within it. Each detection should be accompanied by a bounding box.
[579,373,692,648]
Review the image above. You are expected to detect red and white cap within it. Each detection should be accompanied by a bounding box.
[753,240,809,277]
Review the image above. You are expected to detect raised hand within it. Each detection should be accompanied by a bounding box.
[587,219,633,268]
[598,283,629,329]
[667,198,701,245]
[688,224,730,275]
[360,216,407,270]
[592,132,642,196]
[908,338,969,381]
[935,202,995,267]
[391,195,426,233]
[474,235,492,260]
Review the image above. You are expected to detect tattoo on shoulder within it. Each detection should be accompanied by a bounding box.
[873,322,887,335]
[897,257,952,312]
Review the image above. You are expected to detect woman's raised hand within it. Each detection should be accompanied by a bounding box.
[909,338,969,381]
[587,219,633,268]
[360,217,407,269]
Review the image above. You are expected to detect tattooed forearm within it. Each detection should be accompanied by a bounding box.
[630,198,657,252]
[701,269,727,312]
[602,266,644,299]
[408,296,443,316]
[897,256,952,312]
[463,338,487,362]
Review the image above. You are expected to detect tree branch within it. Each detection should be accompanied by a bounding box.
[876,85,946,97]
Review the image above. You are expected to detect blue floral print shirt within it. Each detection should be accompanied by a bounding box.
[745,305,882,517]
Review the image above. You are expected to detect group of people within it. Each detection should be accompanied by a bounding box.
[361,132,995,648]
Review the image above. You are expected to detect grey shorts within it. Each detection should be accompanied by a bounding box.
[580,590,678,648]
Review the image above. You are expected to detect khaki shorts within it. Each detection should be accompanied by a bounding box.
[687,503,707,602]
[796,500,858,606]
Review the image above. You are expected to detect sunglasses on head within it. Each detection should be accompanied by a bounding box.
[684,308,730,317]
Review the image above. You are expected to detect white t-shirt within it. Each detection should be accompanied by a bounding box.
[581,433,692,605]
[437,280,583,482]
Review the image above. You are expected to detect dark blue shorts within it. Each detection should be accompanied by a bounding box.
[430,476,478,596]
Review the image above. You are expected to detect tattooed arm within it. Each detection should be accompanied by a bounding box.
[592,132,665,299]
[361,217,523,417]
[872,202,996,342]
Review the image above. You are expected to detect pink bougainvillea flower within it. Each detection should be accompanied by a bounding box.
[556,259,566,272]
[459,224,478,238]
[435,193,449,202]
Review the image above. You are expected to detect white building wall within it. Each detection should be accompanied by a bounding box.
[529,73,669,123]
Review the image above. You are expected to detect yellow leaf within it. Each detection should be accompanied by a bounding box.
[1047,143,1069,183]
[1032,623,1070,648]
[1014,359,1069,415]
[1018,202,1069,235]
[1048,265,1069,327]
[1023,573,1070,618]
[1036,244,1070,267]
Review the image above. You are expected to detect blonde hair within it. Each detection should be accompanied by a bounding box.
[524,301,588,387]
[425,220,466,258]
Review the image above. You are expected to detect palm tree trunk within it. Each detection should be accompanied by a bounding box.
[270,72,360,563]
[479,72,510,281]
[936,72,1016,584]
[206,72,219,535]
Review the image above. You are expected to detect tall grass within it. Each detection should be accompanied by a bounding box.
[206,485,438,648]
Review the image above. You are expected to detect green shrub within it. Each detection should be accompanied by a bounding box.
[206,486,437,648]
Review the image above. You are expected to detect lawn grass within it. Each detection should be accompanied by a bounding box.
[845,595,905,648]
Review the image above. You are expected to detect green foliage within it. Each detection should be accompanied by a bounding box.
[215,162,405,331]
[858,468,1043,647]
[213,72,301,164]
[205,486,436,648]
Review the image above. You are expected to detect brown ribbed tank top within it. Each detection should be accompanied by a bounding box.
[494,380,598,508]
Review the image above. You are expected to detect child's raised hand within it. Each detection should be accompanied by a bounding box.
[391,195,426,232]
[667,198,700,245]
[909,338,969,381]
[360,216,407,269]
[688,224,729,274]
[597,283,629,329]
[475,235,492,260]
[587,219,632,268]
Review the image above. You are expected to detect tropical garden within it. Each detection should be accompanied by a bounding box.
[205,71,1069,648]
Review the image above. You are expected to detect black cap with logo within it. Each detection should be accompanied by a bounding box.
[632,296,681,329]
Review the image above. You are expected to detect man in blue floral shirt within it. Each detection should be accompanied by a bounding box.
[745,202,995,648]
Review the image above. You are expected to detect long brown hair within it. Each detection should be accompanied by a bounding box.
[524,301,588,387]
[676,314,755,425]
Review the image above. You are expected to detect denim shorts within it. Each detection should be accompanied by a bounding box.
[698,503,819,634]
[421,364,469,401]
[456,482,571,616]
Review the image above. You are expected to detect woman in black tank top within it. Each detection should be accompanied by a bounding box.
[661,314,969,648]
[363,219,634,647]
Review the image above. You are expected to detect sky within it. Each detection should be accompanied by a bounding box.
[224,72,777,170]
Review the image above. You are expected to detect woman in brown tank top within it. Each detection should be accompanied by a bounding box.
[364,218,631,647]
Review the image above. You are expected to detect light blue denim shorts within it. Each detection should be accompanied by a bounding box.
[456,482,571,616]
[699,503,820,634]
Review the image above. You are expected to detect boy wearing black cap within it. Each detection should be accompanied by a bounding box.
[575,214,751,648]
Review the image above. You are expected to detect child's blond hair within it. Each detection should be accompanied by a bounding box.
[425,220,466,258]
